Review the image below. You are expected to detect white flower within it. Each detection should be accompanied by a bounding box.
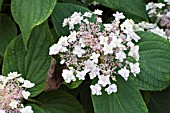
[103,24,113,31]
[83,12,92,18]
[164,0,170,3]
[0,83,4,89]
[84,60,96,72]
[60,59,66,64]
[90,84,102,95]
[7,72,21,80]
[155,3,165,9]
[9,100,18,109]
[58,36,69,46]
[73,45,85,57]
[22,80,35,88]
[166,11,170,16]
[79,38,86,47]
[137,21,156,29]
[17,77,25,83]
[68,21,75,30]
[68,31,77,43]
[22,90,31,100]
[0,75,5,81]
[146,2,154,10]
[118,67,130,81]
[20,106,33,113]
[150,27,167,39]
[115,51,126,62]
[129,62,140,76]
[50,39,68,53]
[83,19,89,24]
[129,32,141,42]
[93,9,103,15]
[128,45,140,61]
[127,41,134,48]
[97,17,102,23]
[98,75,111,87]
[89,66,100,79]
[0,110,6,113]
[71,12,83,23]
[110,36,122,48]
[99,35,108,45]
[119,45,127,51]
[121,19,134,31]
[62,69,76,83]
[103,43,113,55]
[63,18,70,27]
[105,84,117,94]
[49,44,60,55]
[76,71,87,80]
[113,11,125,20]
[90,52,100,63]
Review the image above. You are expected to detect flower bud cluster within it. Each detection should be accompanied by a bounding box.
[49,10,141,95]
[0,72,34,113]
[136,1,170,40]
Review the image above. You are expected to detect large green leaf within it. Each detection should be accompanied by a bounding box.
[28,104,46,113]
[2,22,53,97]
[30,90,85,113]
[52,3,89,37]
[95,0,148,22]
[148,87,170,113]
[92,76,148,113]
[135,31,170,91]
[11,0,56,49]
[0,15,17,56]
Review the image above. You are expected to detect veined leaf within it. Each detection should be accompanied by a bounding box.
[52,3,89,37]
[11,0,56,49]
[95,0,148,22]
[2,22,53,97]
[30,90,85,113]
[28,104,46,113]
[0,15,17,56]
[135,31,170,91]
[92,76,148,113]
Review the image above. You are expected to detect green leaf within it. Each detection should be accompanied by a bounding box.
[0,0,3,11]
[50,28,60,42]
[2,22,53,97]
[52,3,89,37]
[92,76,148,113]
[95,0,148,22]
[11,0,56,49]
[0,15,17,56]
[28,104,46,113]
[61,0,86,6]
[30,90,85,113]
[135,31,170,91]
[148,87,170,113]
[80,82,94,113]
[65,80,82,89]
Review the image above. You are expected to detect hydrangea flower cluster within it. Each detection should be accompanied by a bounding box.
[49,10,141,95]
[0,72,34,113]
[138,0,170,40]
